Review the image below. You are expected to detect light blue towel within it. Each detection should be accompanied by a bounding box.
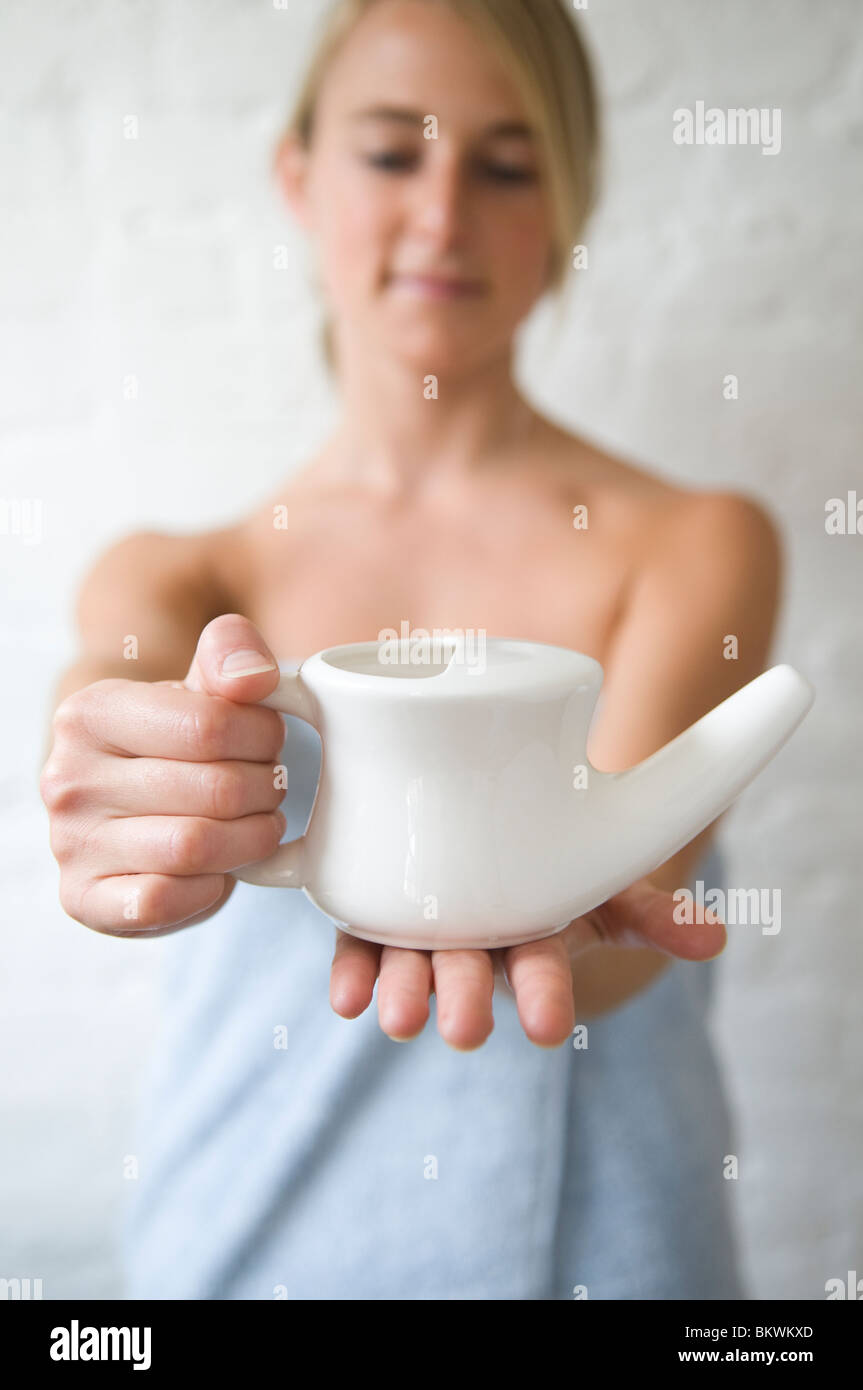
[119,691,745,1300]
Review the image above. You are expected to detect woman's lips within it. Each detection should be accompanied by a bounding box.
[388,274,486,300]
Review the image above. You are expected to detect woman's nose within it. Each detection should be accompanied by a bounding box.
[410,157,470,245]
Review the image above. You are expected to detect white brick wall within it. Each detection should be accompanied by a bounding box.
[1,0,860,1299]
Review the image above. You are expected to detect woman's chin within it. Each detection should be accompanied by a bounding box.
[379,328,491,374]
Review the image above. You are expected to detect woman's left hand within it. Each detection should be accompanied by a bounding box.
[329,878,727,1049]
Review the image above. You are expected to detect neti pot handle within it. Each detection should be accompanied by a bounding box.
[231,671,320,891]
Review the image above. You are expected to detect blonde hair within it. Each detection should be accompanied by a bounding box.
[278,0,602,372]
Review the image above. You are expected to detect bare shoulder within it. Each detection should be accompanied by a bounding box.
[94,459,332,627]
[532,420,681,544]
[81,526,221,598]
[67,525,235,677]
[540,419,782,571]
[76,526,231,637]
[650,486,784,589]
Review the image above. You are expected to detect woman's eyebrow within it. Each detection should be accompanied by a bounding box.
[349,104,535,138]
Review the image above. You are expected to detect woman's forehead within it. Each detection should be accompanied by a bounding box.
[318,2,531,117]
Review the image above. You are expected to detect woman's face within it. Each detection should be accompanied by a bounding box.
[284,0,556,373]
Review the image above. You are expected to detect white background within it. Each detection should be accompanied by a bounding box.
[1,0,860,1298]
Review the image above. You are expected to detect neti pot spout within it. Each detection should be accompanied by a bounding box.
[583,665,815,896]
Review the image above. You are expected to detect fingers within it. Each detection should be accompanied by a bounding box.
[330,931,575,1051]
[330,931,382,1018]
[503,932,576,1047]
[183,613,282,701]
[42,613,289,942]
[429,949,495,1050]
[586,878,728,961]
[330,934,437,1041]
[330,936,496,1050]
[61,871,231,937]
[73,754,285,819]
[59,680,286,762]
[68,808,287,877]
[375,945,435,1042]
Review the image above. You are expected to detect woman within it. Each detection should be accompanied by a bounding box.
[42,0,780,1299]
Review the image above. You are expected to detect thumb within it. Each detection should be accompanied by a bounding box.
[584,876,728,962]
[183,613,281,702]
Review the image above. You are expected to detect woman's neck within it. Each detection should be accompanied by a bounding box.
[320,337,539,500]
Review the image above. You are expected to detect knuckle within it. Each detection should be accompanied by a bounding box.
[55,681,107,731]
[262,811,285,851]
[128,877,177,930]
[48,817,80,864]
[58,875,93,927]
[267,711,287,756]
[236,812,282,866]
[168,817,213,872]
[39,760,70,811]
[53,688,85,728]
[59,873,177,936]
[182,702,231,761]
[200,762,245,819]
[41,766,88,819]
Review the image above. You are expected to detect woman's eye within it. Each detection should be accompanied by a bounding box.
[361,151,537,184]
[480,163,537,184]
[364,150,417,172]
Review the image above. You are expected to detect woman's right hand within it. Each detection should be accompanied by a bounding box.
[40,615,288,937]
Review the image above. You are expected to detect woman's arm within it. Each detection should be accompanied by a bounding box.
[569,489,783,1018]
[42,530,218,763]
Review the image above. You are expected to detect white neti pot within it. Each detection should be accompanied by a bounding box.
[232,637,815,950]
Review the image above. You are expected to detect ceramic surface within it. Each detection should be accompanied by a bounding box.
[232,638,815,949]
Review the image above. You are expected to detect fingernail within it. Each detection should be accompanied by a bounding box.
[221,649,277,678]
